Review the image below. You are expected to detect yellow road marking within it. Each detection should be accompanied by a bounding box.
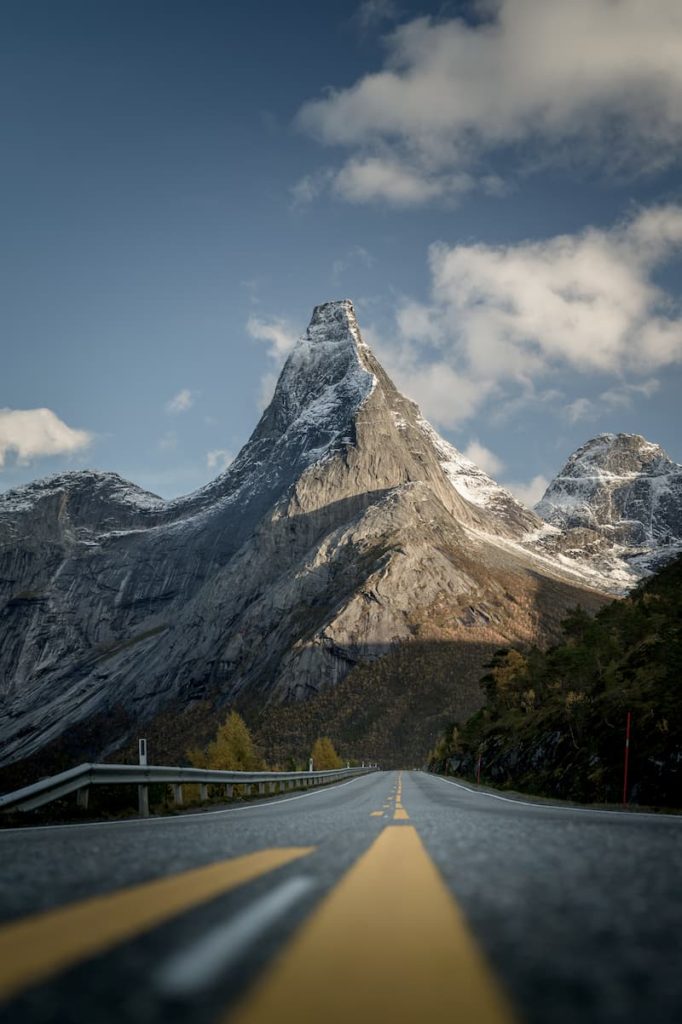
[370,811,384,817]
[394,771,406,818]
[0,847,313,1004]
[226,826,515,1024]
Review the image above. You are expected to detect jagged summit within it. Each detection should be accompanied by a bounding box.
[254,299,374,445]
[307,299,363,340]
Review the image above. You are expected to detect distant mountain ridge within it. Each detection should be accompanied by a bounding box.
[0,301,678,774]
[531,432,682,590]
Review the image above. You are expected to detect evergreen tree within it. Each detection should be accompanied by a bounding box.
[428,555,682,808]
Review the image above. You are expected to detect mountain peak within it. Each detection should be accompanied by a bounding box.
[306,299,363,344]
[544,432,672,485]
[304,299,369,354]
[255,300,375,444]
[535,431,682,559]
[309,298,356,325]
[0,296,661,772]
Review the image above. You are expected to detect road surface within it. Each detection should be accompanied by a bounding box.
[0,770,680,1023]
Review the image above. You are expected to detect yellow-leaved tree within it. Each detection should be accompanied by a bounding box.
[188,710,262,771]
[310,736,343,770]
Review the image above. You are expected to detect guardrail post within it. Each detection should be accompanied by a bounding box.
[172,784,183,806]
[225,784,234,799]
[76,786,89,810]
[138,738,149,818]
[258,782,265,795]
[268,782,277,794]
[199,783,208,802]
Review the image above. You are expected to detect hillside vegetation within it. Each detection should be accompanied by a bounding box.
[429,556,682,808]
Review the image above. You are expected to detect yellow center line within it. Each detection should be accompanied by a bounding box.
[394,769,408,818]
[0,846,313,1004]
[370,811,384,817]
[225,826,515,1024]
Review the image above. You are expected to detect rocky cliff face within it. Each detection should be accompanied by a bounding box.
[532,433,682,590]
[0,301,611,770]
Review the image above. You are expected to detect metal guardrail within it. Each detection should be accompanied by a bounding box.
[0,763,377,817]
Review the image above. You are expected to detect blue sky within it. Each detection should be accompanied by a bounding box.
[2,0,681,503]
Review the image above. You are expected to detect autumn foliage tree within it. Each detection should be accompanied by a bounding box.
[310,736,343,770]
[188,710,262,771]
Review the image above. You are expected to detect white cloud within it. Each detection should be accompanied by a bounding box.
[463,440,504,477]
[256,371,278,412]
[289,169,334,208]
[563,378,659,422]
[564,397,595,424]
[166,389,194,414]
[371,328,495,427]
[0,408,92,468]
[505,474,550,507]
[332,245,375,284]
[395,300,442,345]
[206,449,233,472]
[354,0,400,32]
[375,205,682,428]
[246,316,298,362]
[600,378,660,408]
[334,157,446,205]
[247,315,300,411]
[429,206,682,377]
[297,0,682,203]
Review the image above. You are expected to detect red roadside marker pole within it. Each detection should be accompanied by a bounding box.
[476,753,482,785]
[622,710,632,807]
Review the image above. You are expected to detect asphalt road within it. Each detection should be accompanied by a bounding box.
[0,770,680,1024]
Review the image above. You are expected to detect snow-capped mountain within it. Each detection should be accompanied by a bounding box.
[418,417,539,535]
[0,302,631,772]
[532,433,682,589]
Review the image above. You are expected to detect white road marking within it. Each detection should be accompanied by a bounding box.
[154,875,316,997]
[0,774,378,835]
[429,773,681,821]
